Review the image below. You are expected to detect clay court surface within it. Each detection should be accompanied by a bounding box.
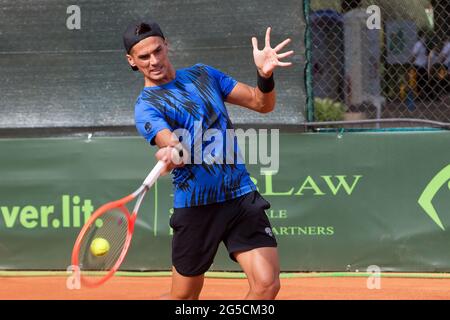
[1,274,450,300]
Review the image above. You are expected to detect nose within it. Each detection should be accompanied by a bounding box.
[150,54,159,66]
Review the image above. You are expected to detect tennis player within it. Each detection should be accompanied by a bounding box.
[123,20,293,300]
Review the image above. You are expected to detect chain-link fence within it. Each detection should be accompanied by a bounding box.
[305,0,450,129]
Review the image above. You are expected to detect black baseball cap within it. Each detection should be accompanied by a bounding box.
[123,20,165,71]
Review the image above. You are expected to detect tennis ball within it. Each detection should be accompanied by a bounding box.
[90,238,110,257]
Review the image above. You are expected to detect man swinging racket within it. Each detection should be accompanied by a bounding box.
[123,19,294,300]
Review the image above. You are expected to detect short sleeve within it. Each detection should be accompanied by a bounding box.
[200,64,238,99]
[135,98,172,146]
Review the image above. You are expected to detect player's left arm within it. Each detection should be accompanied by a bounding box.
[225,27,294,114]
[225,82,276,114]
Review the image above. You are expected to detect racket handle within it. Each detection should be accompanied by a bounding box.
[142,160,166,188]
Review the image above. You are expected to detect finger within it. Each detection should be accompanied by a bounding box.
[277,61,293,67]
[277,50,294,59]
[171,147,183,165]
[167,147,175,161]
[155,148,165,161]
[274,38,291,52]
[265,27,271,48]
[252,37,259,51]
[164,147,173,162]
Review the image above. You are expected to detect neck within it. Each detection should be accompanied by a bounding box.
[144,64,176,87]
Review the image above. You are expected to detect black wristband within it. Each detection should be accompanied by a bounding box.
[257,71,275,93]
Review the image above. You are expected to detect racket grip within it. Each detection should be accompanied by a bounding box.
[142,160,166,188]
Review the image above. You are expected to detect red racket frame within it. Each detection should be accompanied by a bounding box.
[70,160,165,288]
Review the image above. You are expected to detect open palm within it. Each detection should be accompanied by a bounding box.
[252,27,294,78]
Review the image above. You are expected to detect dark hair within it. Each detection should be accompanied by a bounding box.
[135,23,152,36]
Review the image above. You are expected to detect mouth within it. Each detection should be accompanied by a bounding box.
[150,67,163,74]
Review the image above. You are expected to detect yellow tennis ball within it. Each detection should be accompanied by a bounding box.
[90,238,110,257]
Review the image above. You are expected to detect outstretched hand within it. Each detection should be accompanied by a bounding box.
[252,27,294,78]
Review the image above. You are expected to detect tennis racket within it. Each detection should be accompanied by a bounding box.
[71,159,167,288]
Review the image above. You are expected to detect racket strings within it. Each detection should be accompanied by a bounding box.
[94,212,127,266]
[77,208,129,274]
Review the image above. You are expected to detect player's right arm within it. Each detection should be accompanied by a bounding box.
[135,102,185,176]
[154,129,185,176]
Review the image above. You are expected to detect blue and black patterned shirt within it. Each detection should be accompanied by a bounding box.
[135,64,256,208]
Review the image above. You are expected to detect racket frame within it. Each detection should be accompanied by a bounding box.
[71,160,165,288]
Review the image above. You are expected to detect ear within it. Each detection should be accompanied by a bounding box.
[126,54,137,69]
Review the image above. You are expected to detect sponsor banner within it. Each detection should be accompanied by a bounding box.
[1,132,450,271]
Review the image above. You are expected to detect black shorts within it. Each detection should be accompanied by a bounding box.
[169,191,277,277]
